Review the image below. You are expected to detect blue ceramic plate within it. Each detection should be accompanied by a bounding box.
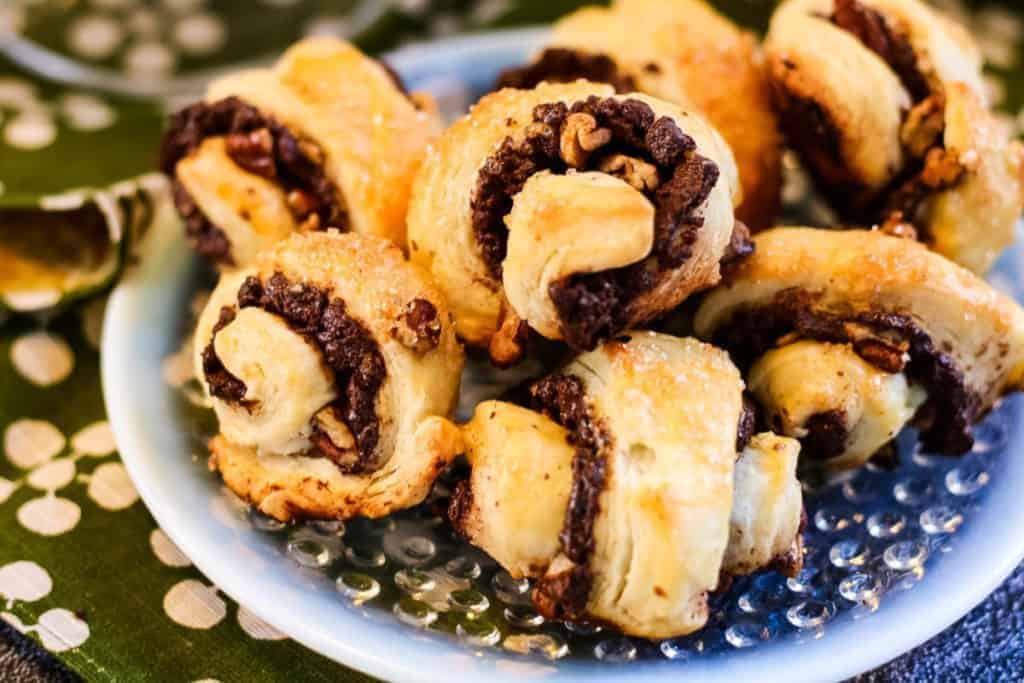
[103,28,1024,683]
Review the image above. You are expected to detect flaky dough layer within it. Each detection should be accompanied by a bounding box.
[196,231,464,521]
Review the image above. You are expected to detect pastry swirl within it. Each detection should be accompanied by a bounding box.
[193,231,464,521]
[696,227,1024,469]
[450,332,803,638]
[161,38,439,267]
[765,0,1024,273]
[408,81,742,364]
[497,0,784,230]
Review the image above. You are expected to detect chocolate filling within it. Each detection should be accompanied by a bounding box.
[529,374,610,620]
[496,47,637,94]
[447,478,475,541]
[737,394,758,453]
[172,180,234,266]
[471,96,720,351]
[801,409,851,461]
[721,220,755,277]
[831,0,961,230]
[766,509,806,577]
[712,289,980,455]
[832,0,931,104]
[202,306,252,406]
[771,85,870,216]
[202,272,387,472]
[160,97,348,263]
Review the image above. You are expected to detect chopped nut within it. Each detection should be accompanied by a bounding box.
[560,113,611,167]
[297,138,325,165]
[298,213,321,232]
[900,94,945,158]
[311,407,359,469]
[225,128,276,179]
[390,298,441,353]
[919,147,965,189]
[878,211,919,240]
[287,189,318,217]
[488,304,527,367]
[853,338,908,373]
[598,153,660,191]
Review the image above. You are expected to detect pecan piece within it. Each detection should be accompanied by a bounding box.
[900,94,946,158]
[391,298,442,353]
[598,153,660,192]
[560,113,612,167]
[225,128,276,179]
[853,338,908,373]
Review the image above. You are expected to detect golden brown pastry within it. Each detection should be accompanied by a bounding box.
[450,332,803,638]
[498,0,783,230]
[695,227,1024,470]
[765,0,1024,273]
[193,230,464,521]
[724,433,804,577]
[407,81,744,365]
[160,37,439,267]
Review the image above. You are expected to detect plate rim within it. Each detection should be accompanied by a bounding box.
[102,27,1024,683]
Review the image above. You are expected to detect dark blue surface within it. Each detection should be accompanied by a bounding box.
[859,563,1024,681]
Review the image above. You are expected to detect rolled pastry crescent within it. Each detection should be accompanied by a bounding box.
[407,81,743,365]
[497,0,783,230]
[696,227,1024,469]
[765,0,1024,273]
[161,38,439,267]
[450,332,803,638]
[193,231,464,521]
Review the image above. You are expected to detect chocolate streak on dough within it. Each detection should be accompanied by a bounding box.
[737,393,758,453]
[202,272,387,473]
[801,409,851,462]
[832,0,932,104]
[497,47,637,94]
[160,97,348,264]
[172,180,234,265]
[202,306,252,407]
[472,96,720,351]
[713,288,981,455]
[529,374,609,621]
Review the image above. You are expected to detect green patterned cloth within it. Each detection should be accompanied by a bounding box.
[0,0,1021,681]
[0,310,373,681]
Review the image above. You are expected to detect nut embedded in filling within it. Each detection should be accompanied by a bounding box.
[390,298,442,353]
[496,47,638,94]
[160,97,349,264]
[712,289,981,455]
[203,272,387,473]
[528,374,610,620]
[471,96,720,350]
[776,0,964,230]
